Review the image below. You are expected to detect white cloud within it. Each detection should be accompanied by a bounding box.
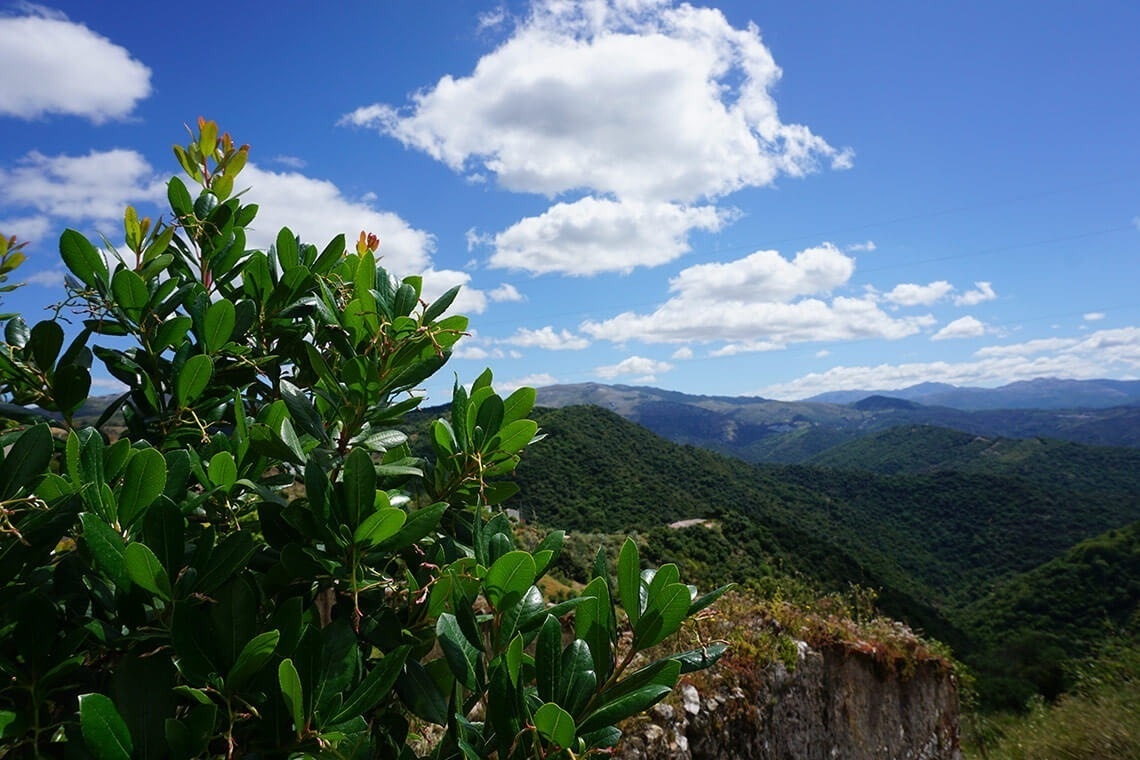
[23,267,64,287]
[975,337,1075,358]
[347,1,849,204]
[710,339,786,356]
[580,244,932,348]
[418,267,488,315]
[671,346,694,360]
[816,349,831,358]
[345,0,848,274]
[954,281,996,306]
[504,326,589,350]
[452,343,490,360]
[0,9,150,122]
[488,198,727,275]
[932,315,987,341]
[500,372,559,392]
[0,149,164,224]
[847,240,876,252]
[757,326,1140,399]
[0,151,479,309]
[239,165,434,276]
[1083,312,1106,321]
[883,280,954,307]
[0,214,51,243]
[596,355,674,379]
[671,243,854,303]
[271,155,307,169]
[477,5,509,30]
[488,283,524,302]
[583,295,933,347]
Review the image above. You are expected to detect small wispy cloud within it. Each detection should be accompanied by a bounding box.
[595,356,673,379]
[932,315,987,341]
[272,155,307,169]
[954,281,997,306]
[503,326,589,350]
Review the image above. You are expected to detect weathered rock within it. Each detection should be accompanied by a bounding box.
[618,639,961,760]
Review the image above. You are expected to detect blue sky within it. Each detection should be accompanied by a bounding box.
[1,0,1138,403]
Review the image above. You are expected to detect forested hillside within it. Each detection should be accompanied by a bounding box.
[508,404,1140,712]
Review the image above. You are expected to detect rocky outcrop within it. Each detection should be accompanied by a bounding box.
[618,640,961,760]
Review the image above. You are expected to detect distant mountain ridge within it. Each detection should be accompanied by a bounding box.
[805,377,1140,410]
[536,379,1140,461]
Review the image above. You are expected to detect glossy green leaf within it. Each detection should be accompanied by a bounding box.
[371,501,447,553]
[342,447,375,527]
[575,576,614,683]
[111,268,148,322]
[475,394,504,444]
[0,710,20,739]
[280,379,329,444]
[578,683,673,734]
[667,643,729,674]
[688,583,735,617]
[51,363,91,416]
[484,550,536,612]
[4,315,28,346]
[501,386,536,425]
[633,582,692,650]
[430,418,456,456]
[422,284,459,322]
[276,227,300,270]
[505,633,524,687]
[437,614,480,690]
[176,354,212,405]
[80,513,130,590]
[194,531,254,593]
[594,659,680,711]
[206,451,237,491]
[143,500,184,579]
[534,530,564,574]
[330,646,410,723]
[491,418,538,456]
[536,615,561,703]
[79,693,133,760]
[153,316,191,351]
[484,662,519,758]
[28,319,64,370]
[60,229,107,288]
[503,584,545,642]
[617,537,642,627]
[647,563,680,600]
[353,507,406,547]
[558,640,596,716]
[118,447,167,527]
[124,542,172,600]
[227,630,280,693]
[202,299,235,353]
[534,702,576,749]
[0,423,52,499]
[278,658,305,734]
[396,659,449,725]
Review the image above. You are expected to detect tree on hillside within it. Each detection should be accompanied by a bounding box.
[0,120,729,759]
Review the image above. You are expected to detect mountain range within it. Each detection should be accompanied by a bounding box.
[535,378,1140,462]
[803,377,1140,409]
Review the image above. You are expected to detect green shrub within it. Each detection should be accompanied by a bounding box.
[0,120,729,759]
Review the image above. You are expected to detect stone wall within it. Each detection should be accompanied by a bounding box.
[618,640,961,760]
